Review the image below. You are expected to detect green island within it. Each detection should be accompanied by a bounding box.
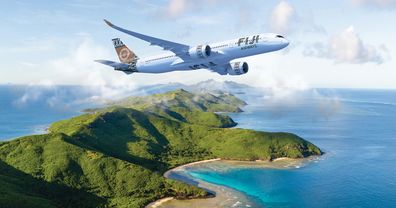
[0,89,322,207]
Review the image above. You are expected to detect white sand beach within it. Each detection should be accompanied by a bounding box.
[146,157,318,208]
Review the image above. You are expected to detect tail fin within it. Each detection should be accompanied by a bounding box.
[112,38,138,64]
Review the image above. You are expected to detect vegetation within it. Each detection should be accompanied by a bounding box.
[108,89,246,113]
[0,89,322,207]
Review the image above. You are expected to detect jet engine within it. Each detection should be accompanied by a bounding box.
[189,45,211,59]
[227,61,249,75]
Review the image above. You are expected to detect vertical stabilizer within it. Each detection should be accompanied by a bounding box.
[112,38,138,64]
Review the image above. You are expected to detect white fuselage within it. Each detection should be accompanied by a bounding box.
[135,33,289,73]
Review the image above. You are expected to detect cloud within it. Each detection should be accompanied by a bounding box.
[269,1,296,34]
[159,0,226,18]
[14,36,140,105]
[49,38,139,100]
[303,26,390,64]
[268,1,324,36]
[313,90,343,119]
[241,64,343,119]
[351,0,396,8]
[160,0,213,17]
[253,73,309,101]
[228,54,310,100]
[166,0,188,17]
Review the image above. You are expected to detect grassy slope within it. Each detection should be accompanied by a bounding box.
[0,89,322,207]
[106,89,244,128]
[109,89,246,113]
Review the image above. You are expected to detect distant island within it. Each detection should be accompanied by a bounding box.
[0,89,322,207]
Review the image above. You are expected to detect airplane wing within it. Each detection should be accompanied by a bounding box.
[104,19,190,58]
[207,64,229,75]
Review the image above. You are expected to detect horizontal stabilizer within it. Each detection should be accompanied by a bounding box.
[95,60,135,74]
[95,60,129,68]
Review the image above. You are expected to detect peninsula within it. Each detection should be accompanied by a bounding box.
[0,89,322,207]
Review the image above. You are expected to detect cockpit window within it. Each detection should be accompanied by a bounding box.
[276,35,284,38]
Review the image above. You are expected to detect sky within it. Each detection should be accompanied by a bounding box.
[1,0,396,90]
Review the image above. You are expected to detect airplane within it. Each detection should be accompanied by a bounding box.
[95,19,289,75]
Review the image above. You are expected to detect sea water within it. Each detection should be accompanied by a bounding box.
[0,85,102,140]
[187,89,396,207]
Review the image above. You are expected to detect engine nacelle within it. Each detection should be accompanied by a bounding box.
[189,45,211,59]
[227,61,249,75]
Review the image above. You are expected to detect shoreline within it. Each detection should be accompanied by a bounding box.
[146,197,174,208]
[163,158,221,178]
[147,157,316,208]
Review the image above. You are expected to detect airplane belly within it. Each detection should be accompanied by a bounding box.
[137,62,167,73]
[137,58,186,73]
[138,65,172,73]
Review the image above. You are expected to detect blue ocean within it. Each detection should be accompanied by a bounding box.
[0,85,102,140]
[1,86,396,207]
[187,89,396,207]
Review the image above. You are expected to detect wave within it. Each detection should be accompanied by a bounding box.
[337,98,396,107]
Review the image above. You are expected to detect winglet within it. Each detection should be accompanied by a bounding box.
[103,19,114,27]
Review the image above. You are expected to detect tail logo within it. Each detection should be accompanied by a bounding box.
[119,48,131,62]
[112,38,137,63]
[112,38,124,48]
